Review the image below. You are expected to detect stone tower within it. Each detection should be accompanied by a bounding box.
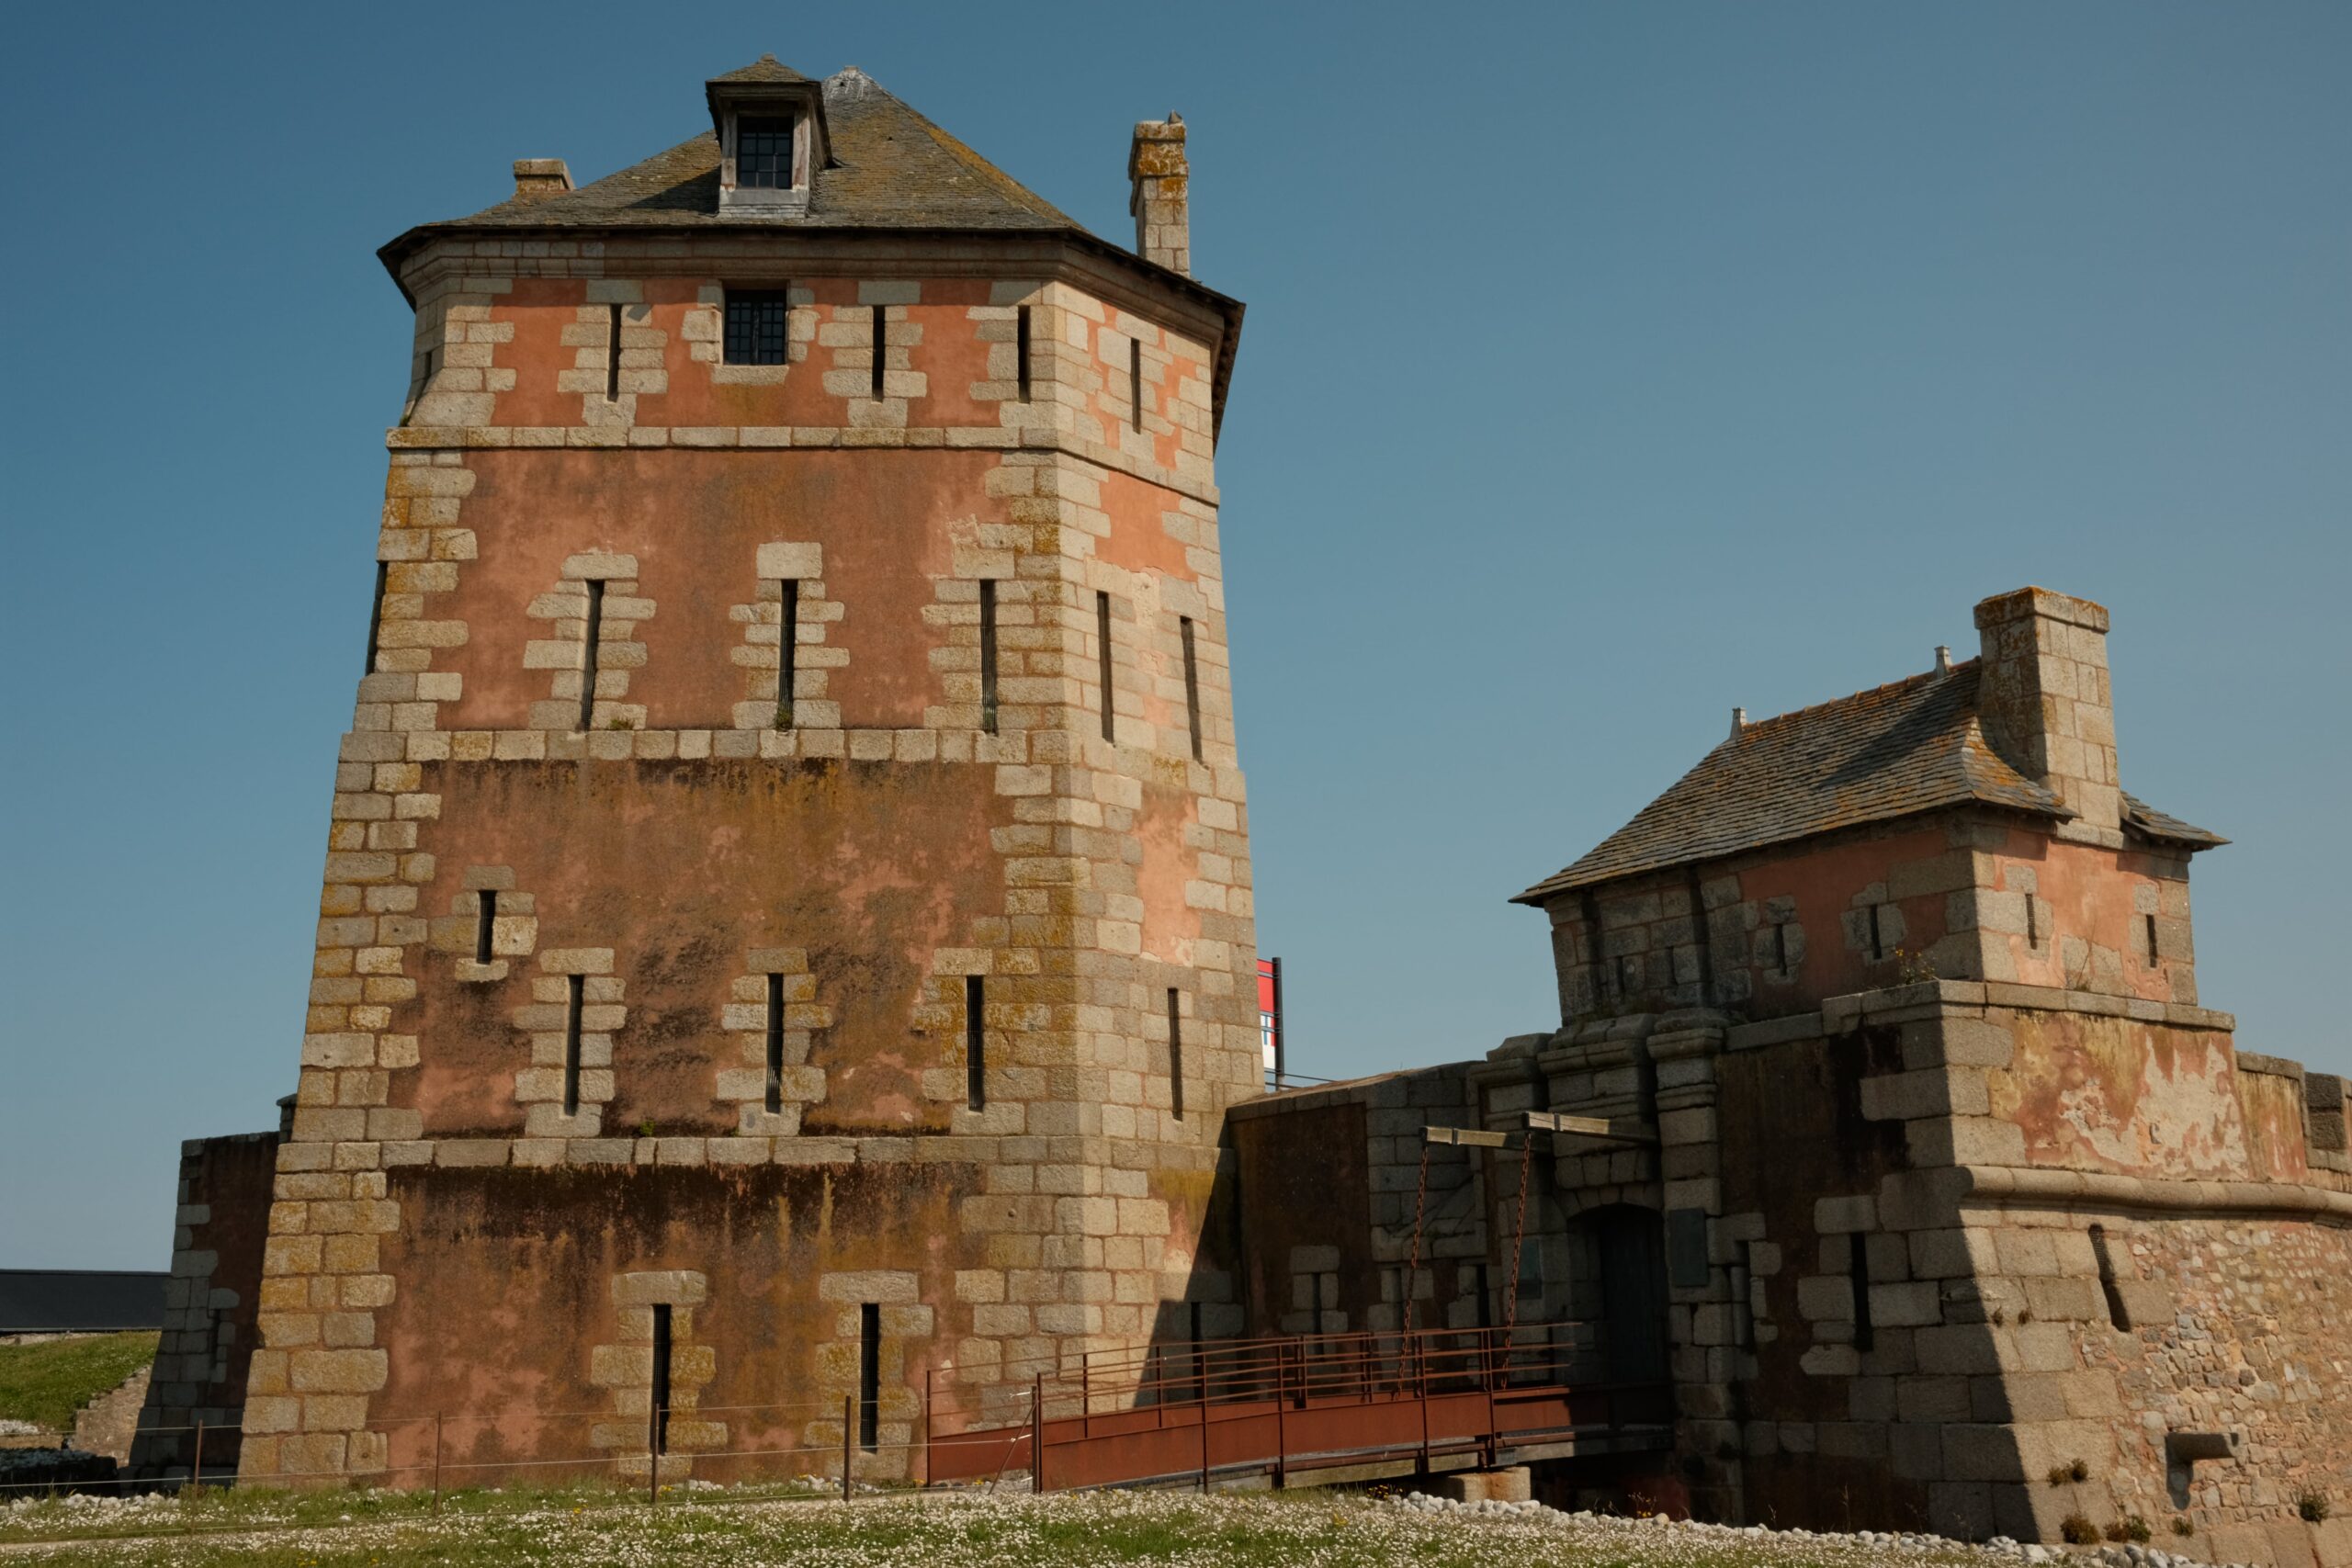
[237,59,1256,1485]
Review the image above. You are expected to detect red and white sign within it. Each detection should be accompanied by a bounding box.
[1256,957,1281,1074]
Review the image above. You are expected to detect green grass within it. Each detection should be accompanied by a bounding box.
[0,1333,157,1434]
[0,1484,1989,1567]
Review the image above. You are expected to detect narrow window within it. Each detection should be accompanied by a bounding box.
[1867,904,1884,962]
[858,1302,881,1450]
[1772,920,1790,976]
[605,303,623,400]
[474,890,497,965]
[2089,1224,2132,1330]
[1096,592,1115,743]
[363,560,388,675]
[1180,616,1203,761]
[775,581,798,730]
[2025,897,2040,950]
[649,1303,673,1455]
[965,976,986,1111]
[1167,987,1185,1122]
[577,580,605,731]
[978,579,999,735]
[722,289,790,366]
[562,974,584,1116]
[1015,305,1033,401]
[736,115,797,188]
[2144,914,2160,964]
[1849,1235,1875,1353]
[1129,337,1143,430]
[870,305,888,398]
[1615,953,1634,998]
[764,972,785,1114]
[1733,1242,1756,1349]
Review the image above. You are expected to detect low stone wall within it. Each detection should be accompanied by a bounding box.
[70,1365,151,1461]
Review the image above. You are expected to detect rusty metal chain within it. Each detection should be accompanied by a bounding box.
[1499,1132,1537,1362]
[1401,1138,1432,1338]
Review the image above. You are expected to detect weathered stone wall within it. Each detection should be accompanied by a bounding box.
[128,1132,278,1481]
[1488,978,2350,1562]
[1958,1201,2352,1565]
[237,237,1257,1486]
[1224,1067,1489,1342]
[1544,815,2203,1029]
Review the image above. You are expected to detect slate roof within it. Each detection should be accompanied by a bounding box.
[2120,794,2229,850]
[707,56,812,85]
[376,61,1246,434]
[1514,660,2220,904]
[390,67,1080,243]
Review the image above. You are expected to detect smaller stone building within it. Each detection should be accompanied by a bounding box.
[1228,587,2349,1567]
[127,1129,280,1482]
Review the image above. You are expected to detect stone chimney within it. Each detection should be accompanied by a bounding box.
[1972,587,2120,837]
[1128,117,1189,276]
[511,158,573,204]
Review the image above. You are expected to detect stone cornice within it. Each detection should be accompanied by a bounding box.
[384,423,1222,508]
[1717,979,2239,1051]
[1957,1162,2352,1224]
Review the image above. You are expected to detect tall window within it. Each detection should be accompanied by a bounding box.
[1096,592,1115,742]
[650,1303,673,1454]
[724,289,791,366]
[561,974,585,1116]
[577,581,606,730]
[474,890,497,965]
[1848,1235,1875,1353]
[605,303,623,400]
[1166,987,1185,1122]
[857,1303,881,1451]
[775,581,799,730]
[764,972,786,1114]
[1179,616,1202,761]
[737,116,796,188]
[965,976,987,1111]
[1015,306,1033,401]
[978,580,1000,735]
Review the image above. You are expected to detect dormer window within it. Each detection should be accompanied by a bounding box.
[707,59,829,218]
[736,115,797,188]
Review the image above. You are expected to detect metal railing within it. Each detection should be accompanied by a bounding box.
[924,1318,1672,1493]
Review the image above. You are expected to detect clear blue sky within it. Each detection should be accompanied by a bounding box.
[4,3,2346,1269]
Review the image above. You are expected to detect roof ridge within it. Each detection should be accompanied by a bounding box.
[1736,657,1979,739]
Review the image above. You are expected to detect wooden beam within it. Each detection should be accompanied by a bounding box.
[1523,1110,1658,1145]
[1422,1125,1510,1149]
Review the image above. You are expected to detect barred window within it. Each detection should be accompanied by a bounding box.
[737,115,796,188]
[724,289,791,367]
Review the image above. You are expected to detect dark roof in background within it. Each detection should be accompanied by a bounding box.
[0,1270,168,1334]
[1516,660,2221,904]
[407,67,1080,238]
